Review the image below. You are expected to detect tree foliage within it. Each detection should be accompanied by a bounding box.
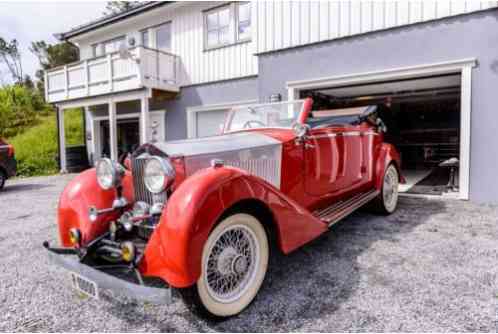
[103,1,141,15]
[0,38,23,85]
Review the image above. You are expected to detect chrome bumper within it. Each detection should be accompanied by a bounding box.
[43,242,172,304]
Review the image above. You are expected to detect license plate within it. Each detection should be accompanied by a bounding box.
[70,272,99,299]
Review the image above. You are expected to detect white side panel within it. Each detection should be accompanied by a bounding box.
[255,0,498,54]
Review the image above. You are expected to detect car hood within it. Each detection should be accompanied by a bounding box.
[152,132,282,157]
[151,132,284,188]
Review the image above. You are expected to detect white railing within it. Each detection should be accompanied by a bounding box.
[45,46,179,103]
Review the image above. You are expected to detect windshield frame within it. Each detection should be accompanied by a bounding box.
[222,98,313,134]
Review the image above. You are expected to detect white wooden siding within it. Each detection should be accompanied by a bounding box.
[73,2,257,87]
[72,1,497,87]
[255,1,498,54]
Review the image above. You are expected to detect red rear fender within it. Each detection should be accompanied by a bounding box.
[374,143,404,189]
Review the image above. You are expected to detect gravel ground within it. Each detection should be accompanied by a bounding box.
[0,174,497,332]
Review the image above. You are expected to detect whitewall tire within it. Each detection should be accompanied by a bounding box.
[373,164,399,214]
[180,213,269,318]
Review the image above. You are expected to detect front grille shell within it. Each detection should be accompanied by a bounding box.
[131,154,167,205]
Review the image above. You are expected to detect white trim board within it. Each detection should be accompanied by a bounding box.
[287,58,477,200]
[186,99,258,138]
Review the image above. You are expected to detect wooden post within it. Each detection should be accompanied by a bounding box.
[140,94,149,144]
[108,54,114,92]
[109,100,118,161]
[57,107,67,173]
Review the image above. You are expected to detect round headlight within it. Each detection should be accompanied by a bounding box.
[96,158,121,190]
[144,157,175,194]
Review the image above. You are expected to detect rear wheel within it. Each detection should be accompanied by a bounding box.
[373,164,399,214]
[179,213,269,319]
[0,170,6,190]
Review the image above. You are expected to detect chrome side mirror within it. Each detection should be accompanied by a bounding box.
[376,118,388,133]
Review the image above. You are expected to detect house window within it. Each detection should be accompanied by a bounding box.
[92,44,104,57]
[103,36,126,54]
[204,3,251,50]
[141,29,149,47]
[92,36,126,57]
[205,5,231,48]
[237,2,251,41]
[156,22,172,51]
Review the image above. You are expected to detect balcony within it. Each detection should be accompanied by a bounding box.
[45,46,179,103]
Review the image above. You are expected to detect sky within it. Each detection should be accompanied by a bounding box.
[0,1,106,84]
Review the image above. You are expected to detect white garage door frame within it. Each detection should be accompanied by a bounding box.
[287,58,477,200]
[186,99,258,138]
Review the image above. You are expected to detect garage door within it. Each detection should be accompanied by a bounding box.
[195,109,228,138]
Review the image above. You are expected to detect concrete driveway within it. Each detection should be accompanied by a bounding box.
[0,174,497,332]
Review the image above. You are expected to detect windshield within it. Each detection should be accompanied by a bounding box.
[223,100,305,133]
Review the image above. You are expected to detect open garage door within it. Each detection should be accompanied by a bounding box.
[298,73,463,198]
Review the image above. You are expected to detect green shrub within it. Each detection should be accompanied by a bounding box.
[0,85,50,138]
[9,109,85,177]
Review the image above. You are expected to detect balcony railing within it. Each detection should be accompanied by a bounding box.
[45,46,179,103]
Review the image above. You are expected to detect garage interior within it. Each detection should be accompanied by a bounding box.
[301,73,462,196]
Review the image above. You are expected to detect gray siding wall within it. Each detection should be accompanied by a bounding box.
[152,76,259,141]
[257,9,498,203]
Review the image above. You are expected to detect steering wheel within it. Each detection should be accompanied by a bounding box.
[243,120,266,129]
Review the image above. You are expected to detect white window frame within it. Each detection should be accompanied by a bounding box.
[154,21,172,51]
[92,35,126,57]
[140,29,150,47]
[203,2,251,51]
[236,2,251,42]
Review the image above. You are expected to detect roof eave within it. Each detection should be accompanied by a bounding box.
[55,2,171,41]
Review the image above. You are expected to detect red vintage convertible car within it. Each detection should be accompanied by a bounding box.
[45,98,402,318]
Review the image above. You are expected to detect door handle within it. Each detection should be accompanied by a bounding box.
[304,142,315,149]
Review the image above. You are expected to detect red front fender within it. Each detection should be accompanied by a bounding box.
[140,166,327,288]
[57,168,134,247]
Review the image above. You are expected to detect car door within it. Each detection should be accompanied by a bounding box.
[304,125,364,197]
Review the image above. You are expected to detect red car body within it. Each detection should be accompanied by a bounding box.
[48,98,402,316]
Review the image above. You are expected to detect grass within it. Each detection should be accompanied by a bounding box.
[9,109,85,177]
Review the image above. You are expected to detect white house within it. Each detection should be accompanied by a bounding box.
[47,1,498,203]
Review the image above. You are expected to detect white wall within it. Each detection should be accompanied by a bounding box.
[254,1,497,54]
[72,2,257,87]
[71,1,497,87]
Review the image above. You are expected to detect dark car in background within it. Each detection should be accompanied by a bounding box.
[0,139,17,190]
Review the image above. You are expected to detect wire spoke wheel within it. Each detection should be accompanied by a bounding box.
[206,225,257,303]
[196,213,269,317]
[382,165,399,213]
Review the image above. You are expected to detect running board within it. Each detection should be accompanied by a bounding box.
[313,190,380,227]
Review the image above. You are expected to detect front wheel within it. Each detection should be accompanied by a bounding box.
[179,213,269,318]
[372,164,399,214]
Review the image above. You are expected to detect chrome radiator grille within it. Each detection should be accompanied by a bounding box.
[131,155,166,205]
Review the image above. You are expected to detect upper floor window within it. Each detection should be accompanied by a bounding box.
[92,36,126,57]
[206,5,231,48]
[204,2,251,50]
[237,2,251,41]
[141,29,150,47]
[156,22,172,51]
